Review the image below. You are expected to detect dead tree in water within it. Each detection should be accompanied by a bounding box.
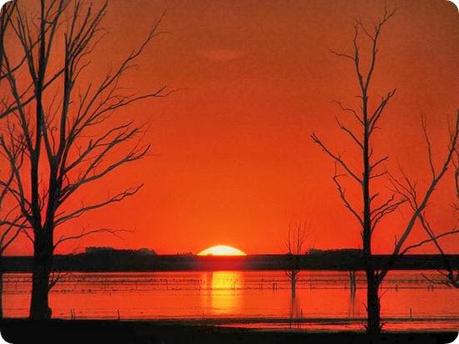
[311,7,459,334]
[400,133,459,288]
[0,0,168,319]
[285,222,308,297]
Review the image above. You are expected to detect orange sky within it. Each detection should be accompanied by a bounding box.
[5,0,459,255]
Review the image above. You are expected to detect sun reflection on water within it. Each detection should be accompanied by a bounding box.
[202,271,241,315]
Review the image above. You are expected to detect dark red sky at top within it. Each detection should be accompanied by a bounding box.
[5,0,459,255]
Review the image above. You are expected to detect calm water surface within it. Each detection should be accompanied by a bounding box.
[3,271,459,331]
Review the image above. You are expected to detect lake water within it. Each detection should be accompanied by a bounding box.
[3,271,459,331]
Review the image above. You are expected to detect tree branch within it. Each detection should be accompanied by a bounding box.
[311,133,362,183]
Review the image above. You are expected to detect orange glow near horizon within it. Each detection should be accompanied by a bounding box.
[198,245,247,256]
[2,0,458,257]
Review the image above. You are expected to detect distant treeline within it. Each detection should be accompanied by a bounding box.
[85,247,156,256]
[307,248,363,257]
[1,251,459,272]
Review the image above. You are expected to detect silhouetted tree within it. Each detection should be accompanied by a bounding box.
[0,123,27,319]
[0,0,167,319]
[0,1,28,320]
[403,130,459,288]
[285,221,308,298]
[1,1,60,120]
[311,8,459,334]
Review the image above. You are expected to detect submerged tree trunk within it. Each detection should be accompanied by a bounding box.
[30,264,51,319]
[29,232,53,320]
[290,272,297,298]
[366,269,381,335]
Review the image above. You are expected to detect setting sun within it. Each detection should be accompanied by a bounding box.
[198,245,246,256]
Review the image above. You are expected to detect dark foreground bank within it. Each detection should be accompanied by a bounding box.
[0,320,457,344]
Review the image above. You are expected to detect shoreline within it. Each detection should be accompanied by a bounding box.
[1,319,458,344]
[3,254,459,272]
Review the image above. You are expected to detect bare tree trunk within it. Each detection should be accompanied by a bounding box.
[30,265,51,320]
[366,269,381,335]
[362,87,382,333]
[290,272,297,298]
[29,231,53,320]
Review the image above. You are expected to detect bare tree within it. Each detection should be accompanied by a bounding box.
[400,127,459,288]
[1,1,58,121]
[0,2,29,320]
[416,217,459,288]
[0,122,27,319]
[285,221,308,297]
[0,0,168,319]
[311,7,459,334]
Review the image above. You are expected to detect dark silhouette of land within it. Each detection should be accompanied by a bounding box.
[1,248,457,343]
[2,250,459,272]
[0,319,456,344]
